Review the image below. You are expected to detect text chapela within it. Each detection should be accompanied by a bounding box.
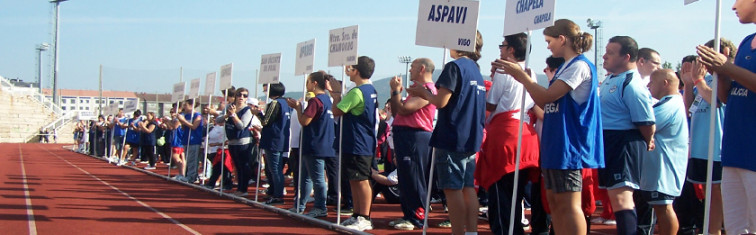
[427,5,467,24]
[515,0,551,24]
[330,30,358,53]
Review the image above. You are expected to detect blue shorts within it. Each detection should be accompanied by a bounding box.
[598,129,644,190]
[433,148,476,190]
[639,190,676,205]
[113,136,124,150]
[686,158,722,184]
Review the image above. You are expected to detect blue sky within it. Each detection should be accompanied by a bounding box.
[1,0,753,96]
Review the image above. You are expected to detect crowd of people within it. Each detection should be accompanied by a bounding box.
[68,4,756,234]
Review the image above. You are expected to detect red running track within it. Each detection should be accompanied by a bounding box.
[0,143,337,235]
[1,143,623,235]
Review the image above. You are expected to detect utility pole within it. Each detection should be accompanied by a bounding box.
[51,0,68,106]
[36,43,50,94]
[398,56,412,93]
[587,18,604,80]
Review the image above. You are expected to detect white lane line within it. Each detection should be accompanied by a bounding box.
[40,146,201,235]
[18,144,38,235]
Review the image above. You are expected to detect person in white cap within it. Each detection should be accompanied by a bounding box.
[247,97,264,185]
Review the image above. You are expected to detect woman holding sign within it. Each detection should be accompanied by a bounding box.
[493,19,603,235]
[408,30,485,235]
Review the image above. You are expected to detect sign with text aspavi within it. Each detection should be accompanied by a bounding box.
[295,39,316,76]
[328,25,359,67]
[503,0,556,36]
[416,0,480,51]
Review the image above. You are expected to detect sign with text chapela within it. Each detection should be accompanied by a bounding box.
[295,39,316,76]
[172,82,186,103]
[503,0,556,36]
[416,0,480,51]
[219,63,233,90]
[204,72,216,96]
[259,53,282,84]
[328,25,359,67]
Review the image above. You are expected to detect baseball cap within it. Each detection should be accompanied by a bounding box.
[247,98,260,107]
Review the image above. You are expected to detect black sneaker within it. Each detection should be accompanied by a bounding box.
[264,198,284,205]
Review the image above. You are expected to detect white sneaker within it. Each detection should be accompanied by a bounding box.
[345,216,373,231]
[340,216,357,226]
[603,219,617,225]
[590,217,607,224]
[393,220,415,230]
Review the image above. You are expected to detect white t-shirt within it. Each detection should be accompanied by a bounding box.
[250,115,262,139]
[207,125,225,153]
[486,61,536,124]
[289,112,301,148]
[555,57,593,104]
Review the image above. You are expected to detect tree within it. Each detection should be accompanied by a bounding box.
[662,61,673,69]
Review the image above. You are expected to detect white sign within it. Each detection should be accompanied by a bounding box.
[172,82,186,103]
[328,25,359,67]
[259,53,282,84]
[205,72,216,96]
[219,63,233,90]
[503,0,556,36]
[123,99,139,113]
[684,0,699,5]
[295,39,316,76]
[78,111,97,121]
[107,103,119,114]
[416,0,480,51]
[189,78,201,99]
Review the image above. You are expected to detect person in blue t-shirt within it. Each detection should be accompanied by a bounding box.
[328,56,378,232]
[494,19,603,235]
[696,2,756,233]
[598,36,657,235]
[643,69,690,235]
[120,110,143,166]
[409,30,485,235]
[177,99,204,183]
[258,83,291,205]
[681,38,736,235]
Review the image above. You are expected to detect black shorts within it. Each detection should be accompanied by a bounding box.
[639,190,676,205]
[343,153,372,181]
[686,158,722,184]
[598,130,645,190]
[127,142,141,149]
[542,169,582,193]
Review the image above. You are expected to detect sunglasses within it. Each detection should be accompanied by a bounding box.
[499,44,509,49]
[236,93,249,98]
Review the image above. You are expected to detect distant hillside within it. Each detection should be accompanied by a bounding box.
[273,72,549,109]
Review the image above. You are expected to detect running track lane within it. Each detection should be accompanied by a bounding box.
[0,143,336,235]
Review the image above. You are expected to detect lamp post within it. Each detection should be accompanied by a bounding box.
[36,43,50,94]
[587,18,603,79]
[398,56,412,91]
[51,0,68,106]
